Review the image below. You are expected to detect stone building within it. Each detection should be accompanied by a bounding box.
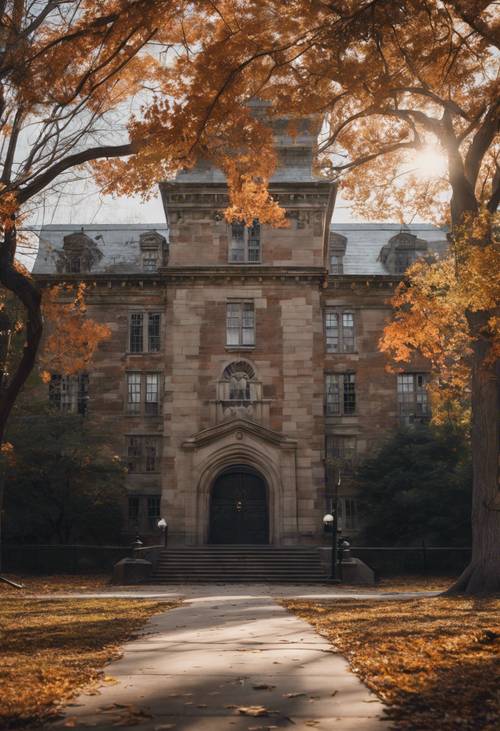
[33,122,447,547]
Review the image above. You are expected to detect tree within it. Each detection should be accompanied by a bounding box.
[2,401,126,544]
[108,0,498,593]
[0,0,192,442]
[356,424,472,547]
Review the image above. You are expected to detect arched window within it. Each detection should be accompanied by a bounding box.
[222,361,256,402]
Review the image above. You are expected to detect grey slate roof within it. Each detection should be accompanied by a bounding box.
[331,223,448,275]
[32,223,168,275]
[32,221,448,277]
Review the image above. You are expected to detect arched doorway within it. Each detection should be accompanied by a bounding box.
[209,465,269,544]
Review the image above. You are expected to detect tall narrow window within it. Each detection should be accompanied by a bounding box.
[49,374,89,415]
[397,373,430,425]
[147,496,161,528]
[338,497,359,530]
[229,222,245,262]
[128,496,140,527]
[148,313,161,352]
[226,301,255,346]
[325,310,355,353]
[145,373,159,415]
[229,220,261,263]
[127,373,141,414]
[328,232,347,274]
[129,312,161,353]
[325,373,356,415]
[129,313,144,353]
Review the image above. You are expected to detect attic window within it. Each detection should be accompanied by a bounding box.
[139,230,168,271]
[57,230,103,274]
[328,232,347,275]
[379,230,429,275]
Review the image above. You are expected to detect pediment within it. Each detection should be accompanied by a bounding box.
[182,418,297,451]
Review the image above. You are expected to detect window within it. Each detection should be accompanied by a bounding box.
[129,312,161,353]
[328,232,347,274]
[128,496,140,526]
[127,435,161,473]
[326,373,356,415]
[126,372,161,416]
[147,496,161,529]
[49,374,89,415]
[68,256,81,273]
[229,220,261,263]
[326,435,357,470]
[143,253,158,272]
[226,301,255,346]
[330,253,343,274]
[397,373,430,425]
[338,497,359,530]
[325,310,355,352]
[127,494,161,532]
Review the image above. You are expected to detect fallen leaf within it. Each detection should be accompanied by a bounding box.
[237,705,269,717]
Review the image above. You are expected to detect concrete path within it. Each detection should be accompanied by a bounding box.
[35,581,440,602]
[51,593,391,731]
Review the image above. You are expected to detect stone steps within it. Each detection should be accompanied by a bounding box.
[152,546,328,583]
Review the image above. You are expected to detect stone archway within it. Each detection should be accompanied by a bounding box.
[209,465,269,544]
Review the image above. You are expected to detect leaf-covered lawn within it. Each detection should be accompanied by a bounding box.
[283,596,500,731]
[0,597,176,729]
[0,573,110,594]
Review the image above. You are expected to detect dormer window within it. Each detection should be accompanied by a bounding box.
[56,230,103,274]
[379,230,429,275]
[229,220,261,263]
[328,232,347,275]
[142,253,158,272]
[139,230,168,272]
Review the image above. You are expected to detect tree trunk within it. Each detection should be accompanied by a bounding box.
[447,315,500,594]
[445,178,500,594]
[0,225,43,443]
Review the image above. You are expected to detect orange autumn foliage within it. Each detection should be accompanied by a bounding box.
[39,285,111,380]
[380,210,500,424]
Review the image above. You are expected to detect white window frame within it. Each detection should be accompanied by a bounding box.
[325,309,355,352]
[229,220,261,263]
[226,300,255,347]
[128,311,162,353]
[126,372,161,416]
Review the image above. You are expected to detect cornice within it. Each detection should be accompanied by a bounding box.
[33,270,400,289]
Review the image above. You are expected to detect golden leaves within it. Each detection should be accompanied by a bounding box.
[40,284,111,377]
[380,210,499,424]
[0,597,174,728]
[283,596,500,731]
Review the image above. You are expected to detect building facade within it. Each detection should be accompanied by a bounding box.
[33,124,447,546]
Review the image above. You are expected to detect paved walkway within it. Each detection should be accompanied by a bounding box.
[37,581,439,601]
[51,591,391,731]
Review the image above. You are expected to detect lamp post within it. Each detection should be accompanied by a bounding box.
[157,518,168,547]
[324,461,342,582]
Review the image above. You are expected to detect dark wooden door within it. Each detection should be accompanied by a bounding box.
[209,467,269,544]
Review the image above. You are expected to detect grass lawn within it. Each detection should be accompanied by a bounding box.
[283,596,500,731]
[0,596,176,729]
